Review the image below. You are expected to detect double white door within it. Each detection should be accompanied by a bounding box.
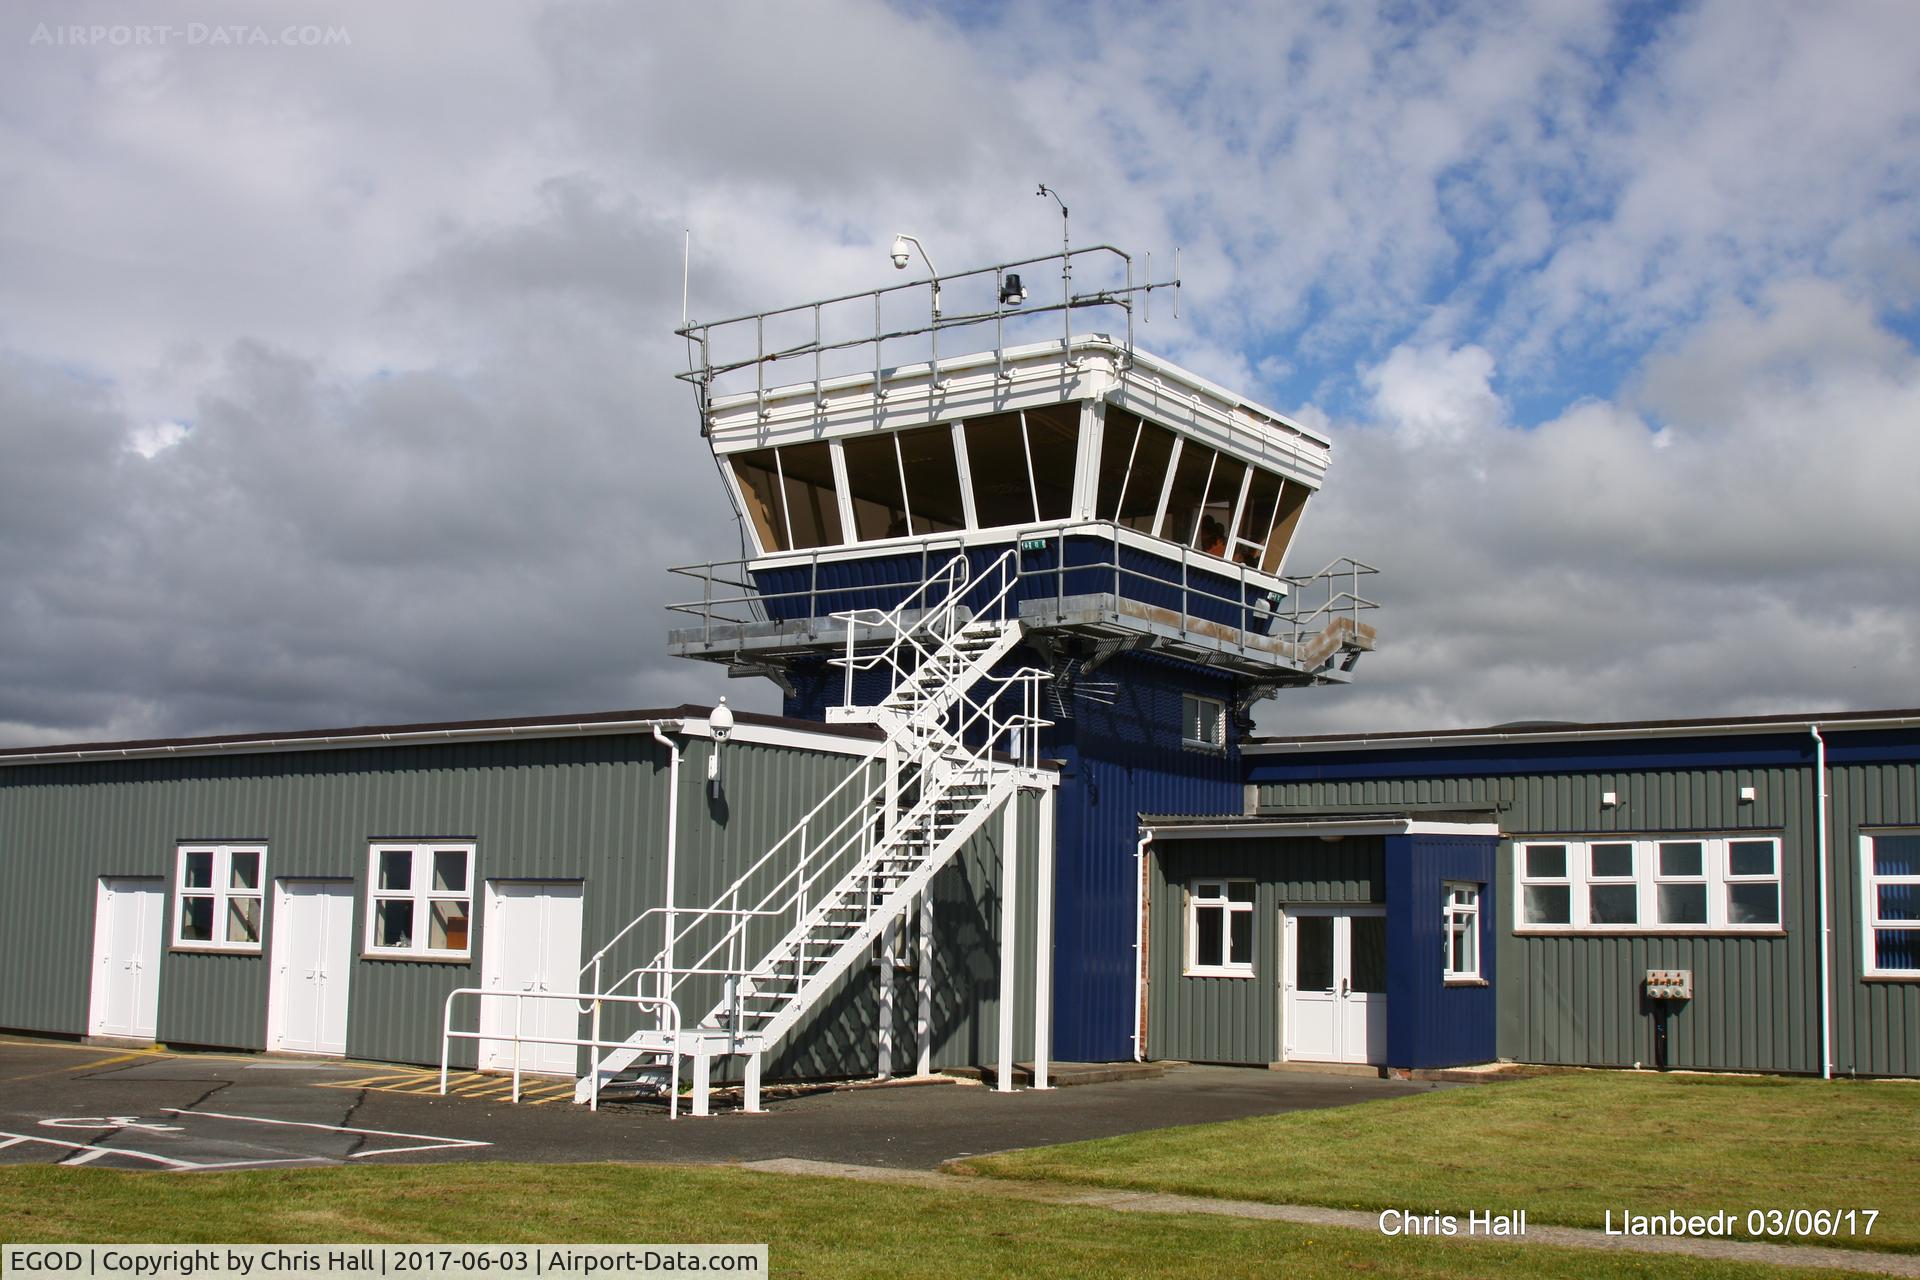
[479,882,584,1075]
[267,881,354,1055]
[1283,906,1387,1065]
[88,878,164,1040]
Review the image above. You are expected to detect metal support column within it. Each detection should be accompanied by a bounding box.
[1032,791,1054,1090]
[743,1051,763,1114]
[877,916,896,1080]
[916,891,933,1076]
[997,801,1018,1093]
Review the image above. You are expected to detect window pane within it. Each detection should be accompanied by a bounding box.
[964,413,1035,528]
[183,850,214,889]
[1295,915,1333,990]
[1234,470,1282,569]
[1104,411,1177,533]
[1194,880,1224,902]
[1159,441,1215,546]
[1589,884,1639,925]
[730,450,787,552]
[433,850,468,893]
[229,849,260,890]
[1260,481,1309,575]
[375,899,414,948]
[777,442,842,549]
[1878,883,1920,923]
[226,895,261,944]
[1872,835,1920,878]
[843,435,909,541]
[895,425,964,534]
[1458,920,1477,973]
[1658,882,1708,925]
[1095,410,1138,524]
[379,850,412,891]
[1196,906,1223,968]
[1590,843,1634,878]
[1227,881,1254,903]
[1196,454,1246,559]
[1524,845,1567,879]
[430,901,470,952]
[180,896,213,941]
[1728,882,1779,926]
[1350,916,1388,993]
[1875,929,1920,972]
[1524,884,1571,925]
[1659,842,1704,878]
[1728,840,1775,878]
[1025,404,1079,520]
[1228,910,1253,966]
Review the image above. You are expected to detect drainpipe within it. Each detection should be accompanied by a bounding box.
[1811,724,1833,1080]
[652,726,682,1018]
[1134,829,1153,1062]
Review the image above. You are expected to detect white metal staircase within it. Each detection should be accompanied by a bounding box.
[575,551,1046,1110]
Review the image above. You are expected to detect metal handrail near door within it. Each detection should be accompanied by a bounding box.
[440,988,682,1115]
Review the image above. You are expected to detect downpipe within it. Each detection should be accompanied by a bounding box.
[652,726,682,1022]
[1812,725,1833,1080]
[1134,829,1152,1062]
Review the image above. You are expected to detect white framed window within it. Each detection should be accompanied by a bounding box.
[365,842,474,958]
[1182,693,1226,751]
[1443,882,1480,979]
[173,844,266,951]
[1515,835,1782,933]
[1187,878,1254,976]
[1863,832,1920,977]
[1519,843,1573,926]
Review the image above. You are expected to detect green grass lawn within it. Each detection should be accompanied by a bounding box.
[0,1162,1879,1280]
[956,1071,1920,1253]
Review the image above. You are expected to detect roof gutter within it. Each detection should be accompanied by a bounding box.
[1246,715,1920,755]
[0,717,691,767]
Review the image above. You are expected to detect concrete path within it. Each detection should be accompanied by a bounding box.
[742,1158,1920,1278]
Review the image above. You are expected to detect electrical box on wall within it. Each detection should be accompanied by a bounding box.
[1646,969,1693,1000]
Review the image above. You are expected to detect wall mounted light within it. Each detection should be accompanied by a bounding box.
[707,697,734,795]
[1600,790,1620,808]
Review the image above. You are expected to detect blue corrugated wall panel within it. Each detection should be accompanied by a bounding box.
[1385,834,1499,1069]
[1047,653,1243,1061]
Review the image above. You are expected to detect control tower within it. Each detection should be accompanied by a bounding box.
[668,243,1376,1060]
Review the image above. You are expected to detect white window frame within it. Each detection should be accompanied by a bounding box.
[1186,878,1255,977]
[1514,835,1783,934]
[1862,832,1920,978]
[1443,881,1481,980]
[1182,693,1227,752]
[172,843,266,952]
[364,842,475,959]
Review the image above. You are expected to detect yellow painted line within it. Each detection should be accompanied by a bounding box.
[0,1051,144,1085]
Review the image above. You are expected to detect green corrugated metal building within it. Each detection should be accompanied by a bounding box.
[0,705,1051,1090]
[1239,709,1920,1078]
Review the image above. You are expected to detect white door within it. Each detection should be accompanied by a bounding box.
[88,878,163,1040]
[479,882,584,1076]
[1282,906,1387,1065]
[267,881,354,1055]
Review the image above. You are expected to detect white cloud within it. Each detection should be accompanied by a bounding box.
[0,0,1916,745]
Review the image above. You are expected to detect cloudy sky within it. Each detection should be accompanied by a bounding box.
[2,0,1917,747]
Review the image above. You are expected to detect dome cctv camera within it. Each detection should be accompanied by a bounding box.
[890,235,913,269]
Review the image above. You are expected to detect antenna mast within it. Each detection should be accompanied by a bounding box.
[1037,184,1074,364]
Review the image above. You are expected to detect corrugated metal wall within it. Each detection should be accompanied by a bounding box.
[1385,834,1498,1069]
[1051,652,1246,1061]
[1147,837,1383,1064]
[1250,748,1920,1074]
[0,731,1048,1078]
[1830,758,1920,1075]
